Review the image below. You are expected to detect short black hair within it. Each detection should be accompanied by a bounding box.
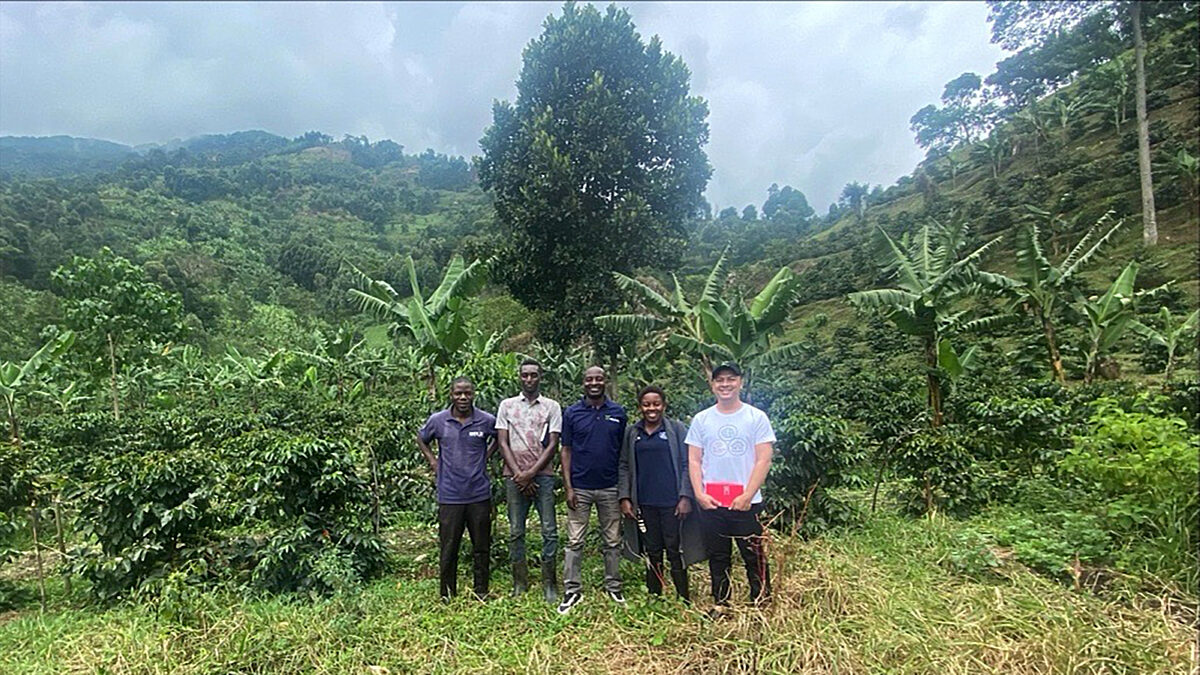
[450,376,475,389]
[637,384,666,405]
[519,358,542,373]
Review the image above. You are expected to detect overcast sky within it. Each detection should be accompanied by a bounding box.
[0,1,1008,211]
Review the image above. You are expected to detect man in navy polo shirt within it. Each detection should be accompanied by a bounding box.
[416,376,497,601]
[558,365,627,614]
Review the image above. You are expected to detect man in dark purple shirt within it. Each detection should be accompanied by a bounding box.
[417,376,497,600]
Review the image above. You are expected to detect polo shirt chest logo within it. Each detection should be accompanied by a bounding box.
[604,415,621,424]
[467,430,485,438]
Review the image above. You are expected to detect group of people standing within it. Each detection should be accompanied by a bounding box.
[416,359,774,616]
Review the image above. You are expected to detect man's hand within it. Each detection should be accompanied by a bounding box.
[514,470,534,493]
[675,497,692,520]
[696,492,721,510]
[619,498,636,520]
[566,487,578,510]
[730,492,753,512]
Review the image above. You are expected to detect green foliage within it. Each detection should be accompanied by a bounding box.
[478,2,710,347]
[233,432,386,595]
[767,396,868,533]
[349,254,490,399]
[1062,398,1197,570]
[72,446,222,601]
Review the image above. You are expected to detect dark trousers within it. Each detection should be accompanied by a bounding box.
[700,504,770,604]
[639,504,689,600]
[438,499,491,599]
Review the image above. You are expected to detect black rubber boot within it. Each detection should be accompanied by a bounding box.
[541,560,558,604]
[512,560,529,596]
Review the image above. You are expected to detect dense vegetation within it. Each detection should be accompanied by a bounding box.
[1,2,1196,672]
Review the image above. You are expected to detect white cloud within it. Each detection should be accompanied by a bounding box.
[0,1,1006,210]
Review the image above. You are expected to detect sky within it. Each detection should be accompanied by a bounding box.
[0,2,1008,211]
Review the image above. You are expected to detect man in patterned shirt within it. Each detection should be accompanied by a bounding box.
[495,358,563,602]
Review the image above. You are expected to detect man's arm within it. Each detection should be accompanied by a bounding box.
[528,431,559,475]
[689,443,720,510]
[416,435,438,476]
[496,428,522,475]
[731,442,773,511]
[561,444,577,509]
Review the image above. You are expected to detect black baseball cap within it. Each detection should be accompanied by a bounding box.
[710,362,742,378]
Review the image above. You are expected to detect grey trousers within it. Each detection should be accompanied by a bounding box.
[563,486,623,595]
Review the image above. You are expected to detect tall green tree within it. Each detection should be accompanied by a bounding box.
[477,2,711,351]
[848,219,1008,426]
[51,248,186,419]
[910,72,998,156]
[987,0,1167,245]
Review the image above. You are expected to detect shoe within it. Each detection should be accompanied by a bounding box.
[512,560,529,596]
[606,590,627,605]
[557,592,583,614]
[541,561,558,604]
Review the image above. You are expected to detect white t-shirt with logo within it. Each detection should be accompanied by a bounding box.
[684,402,776,504]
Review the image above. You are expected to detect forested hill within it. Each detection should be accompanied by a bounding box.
[0,133,489,360]
[1,11,1197,368]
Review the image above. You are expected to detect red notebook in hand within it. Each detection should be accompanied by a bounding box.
[705,482,744,508]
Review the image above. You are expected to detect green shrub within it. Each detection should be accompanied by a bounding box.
[768,403,868,533]
[231,431,387,595]
[71,447,222,601]
[1061,397,1198,591]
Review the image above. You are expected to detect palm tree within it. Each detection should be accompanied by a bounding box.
[991,212,1124,383]
[348,255,488,402]
[595,251,808,390]
[848,219,1007,426]
[1132,307,1199,385]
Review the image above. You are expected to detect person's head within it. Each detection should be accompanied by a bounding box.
[582,366,606,401]
[637,385,666,426]
[450,376,475,415]
[709,363,743,404]
[518,358,542,396]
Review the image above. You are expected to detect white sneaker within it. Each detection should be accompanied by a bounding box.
[557,592,583,614]
[606,590,627,605]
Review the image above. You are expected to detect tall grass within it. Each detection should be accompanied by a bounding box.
[1,513,1194,674]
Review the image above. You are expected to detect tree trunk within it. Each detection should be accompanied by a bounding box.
[925,337,943,428]
[107,332,121,420]
[5,398,18,445]
[30,499,46,610]
[1042,316,1066,384]
[1132,1,1158,246]
[426,364,438,404]
[1164,344,1176,384]
[53,498,71,595]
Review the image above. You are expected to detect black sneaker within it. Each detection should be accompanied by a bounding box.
[557,592,583,614]
[606,590,627,605]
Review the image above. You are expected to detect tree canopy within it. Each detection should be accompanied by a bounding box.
[477,2,711,348]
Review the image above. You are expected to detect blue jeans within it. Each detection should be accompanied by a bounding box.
[505,475,557,564]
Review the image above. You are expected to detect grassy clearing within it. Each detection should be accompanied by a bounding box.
[1,512,1195,674]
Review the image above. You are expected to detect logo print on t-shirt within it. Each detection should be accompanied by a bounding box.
[713,424,748,457]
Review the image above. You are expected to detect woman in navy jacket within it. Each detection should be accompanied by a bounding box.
[618,385,705,602]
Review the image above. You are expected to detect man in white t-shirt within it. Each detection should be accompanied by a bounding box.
[685,362,774,610]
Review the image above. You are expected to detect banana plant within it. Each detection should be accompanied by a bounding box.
[848,219,1009,426]
[36,381,92,414]
[596,250,808,388]
[1080,262,1169,384]
[223,346,288,410]
[1132,307,1199,384]
[349,255,488,402]
[1,332,75,447]
[990,211,1124,383]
